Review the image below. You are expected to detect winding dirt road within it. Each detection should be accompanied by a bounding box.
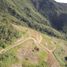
[0,24,60,67]
[0,35,60,67]
[0,34,42,54]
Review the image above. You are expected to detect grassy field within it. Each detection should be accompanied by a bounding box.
[54,41,67,67]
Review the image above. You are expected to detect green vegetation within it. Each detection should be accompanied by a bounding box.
[0,49,17,67]
[0,0,67,67]
[38,50,47,61]
[0,18,20,48]
[0,37,48,67]
[54,44,67,67]
[22,60,48,67]
[0,0,64,39]
[0,0,63,49]
[32,0,67,39]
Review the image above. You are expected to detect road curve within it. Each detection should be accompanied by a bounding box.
[0,35,60,67]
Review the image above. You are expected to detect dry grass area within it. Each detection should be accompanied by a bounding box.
[54,41,67,67]
[16,40,39,63]
[41,34,56,51]
[11,39,48,67]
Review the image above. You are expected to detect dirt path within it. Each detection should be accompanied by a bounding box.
[0,34,60,67]
[0,24,60,67]
[13,24,60,67]
[0,37,37,54]
[0,34,42,54]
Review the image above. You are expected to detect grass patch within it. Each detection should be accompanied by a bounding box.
[54,46,66,67]
[22,59,48,67]
[38,50,48,61]
[0,49,18,67]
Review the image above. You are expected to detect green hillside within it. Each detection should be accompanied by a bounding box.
[32,0,67,39]
[0,0,67,67]
[0,14,20,48]
[0,0,64,39]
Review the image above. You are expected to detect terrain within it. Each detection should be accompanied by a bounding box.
[0,0,67,67]
[32,0,67,38]
[0,24,67,67]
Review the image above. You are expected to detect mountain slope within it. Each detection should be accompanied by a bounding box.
[0,14,20,48]
[32,0,67,38]
[0,0,64,39]
[0,24,67,67]
[0,0,67,67]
